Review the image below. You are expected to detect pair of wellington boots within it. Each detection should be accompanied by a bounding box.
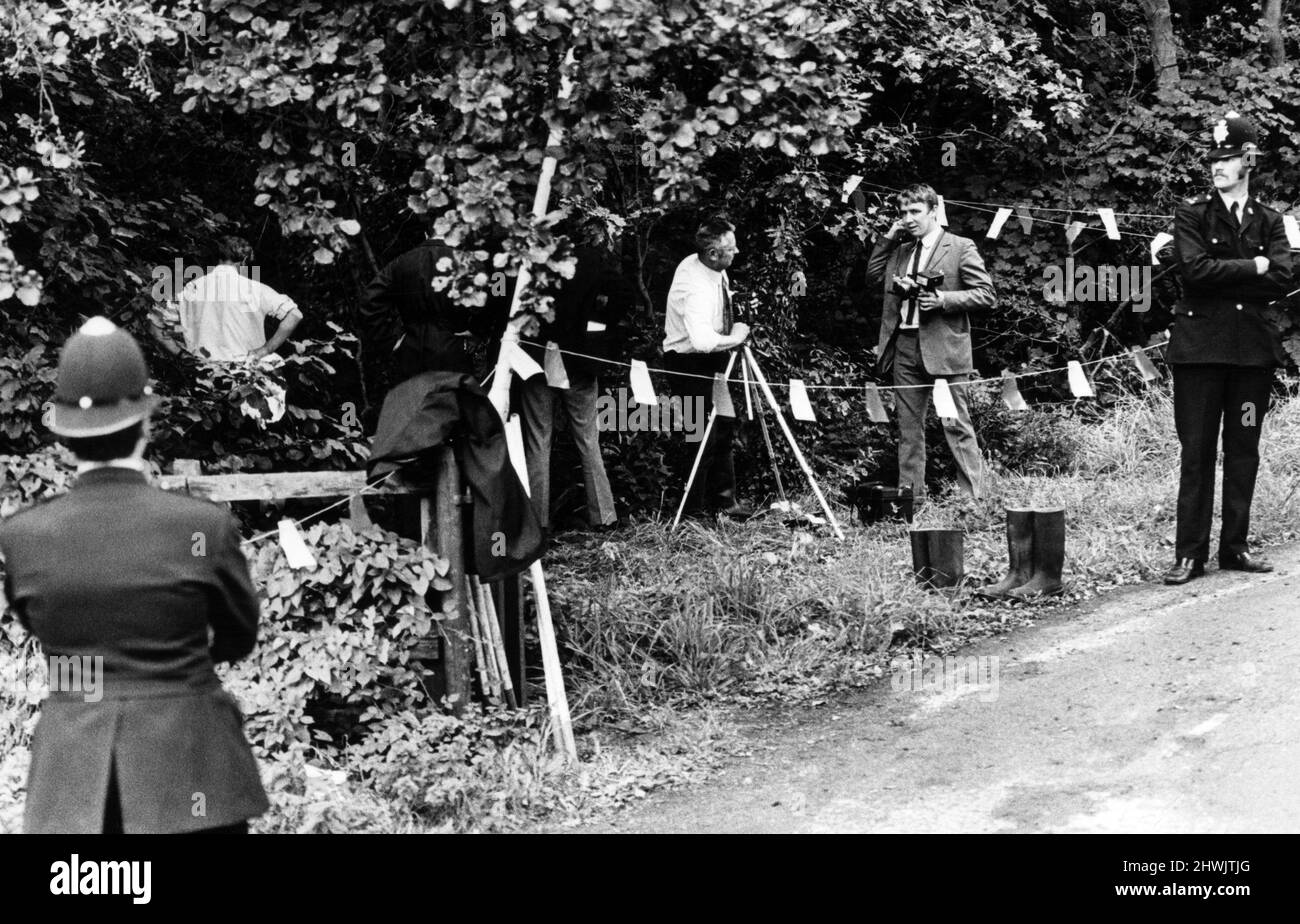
[978,507,1065,599]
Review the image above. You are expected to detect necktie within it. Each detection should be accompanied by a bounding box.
[906,241,922,325]
[1231,201,1241,227]
[721,275,734,331]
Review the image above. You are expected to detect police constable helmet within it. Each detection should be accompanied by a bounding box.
[48,316,159,438]
[1206,111,1260,163]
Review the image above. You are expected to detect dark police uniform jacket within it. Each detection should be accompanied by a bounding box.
[0,466,268,833]
[1170,191,1293,366]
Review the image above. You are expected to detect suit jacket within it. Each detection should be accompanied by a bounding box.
[367,371,546,581]
[359,239,512,381]
[520,244,633,377]
[866,229,996,376]
[1170,190,1293,367]
[0,467,268,833]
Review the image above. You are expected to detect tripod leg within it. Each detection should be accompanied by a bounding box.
[743,345,845,540]
[671,351,738,529]
[744,351,787,503]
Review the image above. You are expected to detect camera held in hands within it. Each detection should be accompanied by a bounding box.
[892,269,943,299]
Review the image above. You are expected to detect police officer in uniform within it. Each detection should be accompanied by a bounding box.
[0,317,268,832]
[1164,112,1293,584]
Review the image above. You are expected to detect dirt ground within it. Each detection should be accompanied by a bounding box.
[561,543,1300,833]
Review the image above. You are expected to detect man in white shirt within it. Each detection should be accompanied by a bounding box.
[662,216,753,519]
[153,236,303,363]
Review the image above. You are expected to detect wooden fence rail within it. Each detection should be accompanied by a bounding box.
[159,453,518,714]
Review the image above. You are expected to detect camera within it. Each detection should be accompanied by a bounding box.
[892,269,943,298]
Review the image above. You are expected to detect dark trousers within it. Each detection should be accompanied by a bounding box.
[1172,363,1273,561]
[663,350,737,512]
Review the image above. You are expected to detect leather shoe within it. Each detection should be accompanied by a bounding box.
[1218,551,1273,573]
[1163,559,1205,585]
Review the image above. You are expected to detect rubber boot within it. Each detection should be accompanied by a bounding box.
[977,508,1035,598]
[1007,507,1065,598]
[925,529,964,588]
[910,529,931,587]
[911,528,964,588]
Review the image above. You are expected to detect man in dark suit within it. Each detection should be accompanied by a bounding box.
[1164,112,1293,584]
[518,229,632,531]
[866,184,996,499]
[0,317,267,833]
[358,232,509,394]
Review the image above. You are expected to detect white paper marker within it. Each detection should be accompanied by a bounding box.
[1067,360,1095,397]
[788,379,816,421]
[629,360,658,406]
[543,341,570,389]
[932,378,959,419]
[1097,207,1120,241]
[278,519,317,570]
[1150,231,1174,264]
[841,174,863,202]
[507,341,544,380]
[935,195,949,226]
[712,373,735,417]
[986,207,1013,240]
[1065,220,1085,245]
[1131,348,1160,383]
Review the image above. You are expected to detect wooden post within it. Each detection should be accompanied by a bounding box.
[425,446,473,714]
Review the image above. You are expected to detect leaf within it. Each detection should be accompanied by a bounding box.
[337,219,361,235]
[313,247,335,264]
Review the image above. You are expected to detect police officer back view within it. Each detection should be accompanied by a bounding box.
[0,317,268,832]
[1164,112,1293,584]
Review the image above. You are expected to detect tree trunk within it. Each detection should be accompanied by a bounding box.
[1262,0,1286,65]
[1139,0,1181,91]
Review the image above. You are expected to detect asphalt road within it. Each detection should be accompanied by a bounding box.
[571,543,1300,833]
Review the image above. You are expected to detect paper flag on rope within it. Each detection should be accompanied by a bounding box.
[504,414,530,496]
[712,373,735,417]
[788,379,816,421]
[1150,231,1174,265]
[932,378,959,419]
[507,341,544,380]
[841,174,863,203]
[1131,348,1160,382]
[347,495,373,532]
[986,207,1013,239]
[1284,215,1300,249]
[1097,208,1120,241]
[1015,206,1033,234]
[1067,360,1095,397]
[543,341,570,388]
[1065,220,1085,245]
[278,518,317,570]
[935,196,949,226]
[629,360,657,406]
[863,384,889,423]
[1001,372,1028,411]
